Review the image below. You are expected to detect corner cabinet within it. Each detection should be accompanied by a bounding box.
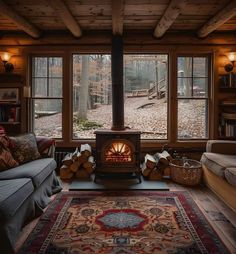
[0,74,23,135]
[218,73,236,139]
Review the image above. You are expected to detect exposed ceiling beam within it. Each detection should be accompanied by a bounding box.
[112,0,124,35]
[48,0,82,38]
[0,0,41,38]
[198,0,236,38]
[153,0,188,38]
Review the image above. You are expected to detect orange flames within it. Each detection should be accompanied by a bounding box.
[105,142,132,162]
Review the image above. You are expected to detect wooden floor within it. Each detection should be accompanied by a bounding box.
[15,180,236,254]
[169,181,236,254]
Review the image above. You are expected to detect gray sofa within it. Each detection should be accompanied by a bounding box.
[0,138,62,254]
[201,140,236,212]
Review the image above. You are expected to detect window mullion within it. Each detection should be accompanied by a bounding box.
[47,58,49,97]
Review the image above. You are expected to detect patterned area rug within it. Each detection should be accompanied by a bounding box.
[18,191,229,254]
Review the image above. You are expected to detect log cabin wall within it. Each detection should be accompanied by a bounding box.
[0,32,236,155]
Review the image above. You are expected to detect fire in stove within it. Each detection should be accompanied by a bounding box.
[105,141,132,162]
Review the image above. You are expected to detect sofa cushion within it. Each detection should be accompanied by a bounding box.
[10,133,41,164]
[0,178,34,221]
[0,158,57,188]
[201,152,236,177]
[225,167,236,187]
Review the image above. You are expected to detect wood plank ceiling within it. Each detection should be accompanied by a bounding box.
[0,0,235,39]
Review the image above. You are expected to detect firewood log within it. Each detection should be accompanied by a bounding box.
[75,168,90,178]
[163,166,171,178]
[149,168,162,180]
[77,153,88,164]
[155,150,172,166]
[141,162,152,177]
[70,161,81,173]
[145,154,157,170]
[62,153,73,166]
[80,144,92,157]
[60,165,74,180]
[72,147,79,161]
[83,156,94,174]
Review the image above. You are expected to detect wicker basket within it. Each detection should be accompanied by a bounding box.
[169,159,202,186]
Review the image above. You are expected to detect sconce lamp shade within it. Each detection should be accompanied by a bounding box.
[224,52,236,72]
[0,52,12,62]
[228,52,236,62]
[0,52,14,72]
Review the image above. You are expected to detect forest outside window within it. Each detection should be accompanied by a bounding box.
[72,54,168,139]
[72,54,112,139]
[124,54,168,139]
[31,57,63,138]
[177,56,209,139]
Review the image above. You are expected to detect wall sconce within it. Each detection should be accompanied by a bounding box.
[224,52,236,72]
[0,52,14,73]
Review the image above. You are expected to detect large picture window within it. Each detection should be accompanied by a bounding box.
[31,57,63,138]
[30,53,210,143]
[177,56,209,139]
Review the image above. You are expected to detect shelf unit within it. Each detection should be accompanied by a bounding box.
[0,74,23,135]
[218,74,236,138]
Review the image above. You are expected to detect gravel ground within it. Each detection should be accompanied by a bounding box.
[35,96,207,139]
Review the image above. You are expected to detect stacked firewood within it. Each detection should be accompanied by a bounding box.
[60,144,95,180]
[141,150,172,180]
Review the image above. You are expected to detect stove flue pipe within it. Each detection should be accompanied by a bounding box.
[111,35,125,130]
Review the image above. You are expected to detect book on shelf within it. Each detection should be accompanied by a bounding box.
[222,112,236,120]
[224,122,236,137]
[0,106,20,122]
[220,98,236,106]
[219,73,236,88]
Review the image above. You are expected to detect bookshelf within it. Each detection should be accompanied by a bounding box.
[0,74,23,134]
[218,85,236,139]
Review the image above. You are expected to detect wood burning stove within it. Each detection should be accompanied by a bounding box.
[95,130,141,182]
[94,35,141,183]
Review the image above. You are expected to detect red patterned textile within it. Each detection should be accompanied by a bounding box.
[18,191,230,254]
[0,133,18,171]
[0,125,6,135]
[36,136,55,158]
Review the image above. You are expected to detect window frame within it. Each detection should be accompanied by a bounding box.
[29,54,64,139]
[28,50,212,148]
[176,53,211,141]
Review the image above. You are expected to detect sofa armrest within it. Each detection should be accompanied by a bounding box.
[206,140,236,155]
[36,136,55,158]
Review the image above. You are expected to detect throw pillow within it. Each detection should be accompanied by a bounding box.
[36,136,55,158]
[0,125,6,135]
[10,133,41,164]
[0,136,19,171]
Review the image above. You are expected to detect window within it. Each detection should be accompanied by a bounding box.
[124,54,168,139]
[72,54,112,139]
[177,56,209,139]
[31,57,63,138]
[30,53,210,143]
